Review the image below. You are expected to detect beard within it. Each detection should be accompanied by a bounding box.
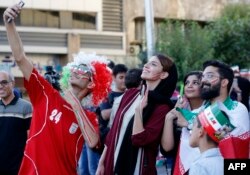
[201,81,221,100]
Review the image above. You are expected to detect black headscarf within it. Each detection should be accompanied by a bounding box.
[143,62,178,124]
[114,59,178,175]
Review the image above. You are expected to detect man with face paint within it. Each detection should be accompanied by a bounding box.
[3,3,112,175]
[200,60,249,159]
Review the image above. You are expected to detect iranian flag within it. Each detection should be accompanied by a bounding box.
[216,102,250,159]
[173,100,250,175]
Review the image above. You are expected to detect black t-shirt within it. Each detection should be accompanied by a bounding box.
[94,91,124,154]
[0,96,32,174]
[238,77,250,111]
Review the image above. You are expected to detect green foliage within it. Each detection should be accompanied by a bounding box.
[155,3,250,83]
[138,50,148,67]
[212,4,250,68]
[221,3,250,20]
[152,4,250,84]
[156,20,214,81]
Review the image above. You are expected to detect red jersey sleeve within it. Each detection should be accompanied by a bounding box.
[24,69,59,106]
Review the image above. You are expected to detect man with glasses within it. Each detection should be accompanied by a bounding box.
[200,60,249,158]
[163,60,249,175]
[3,3,112,175]
[0,71,32,175]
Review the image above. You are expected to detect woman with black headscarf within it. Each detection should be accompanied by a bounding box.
[96,54,178,175]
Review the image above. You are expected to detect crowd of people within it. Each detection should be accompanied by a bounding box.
[1,2,249,175]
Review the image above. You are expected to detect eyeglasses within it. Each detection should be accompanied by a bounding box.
[202,73,220,80]
[71,71,91,81]
[70,64,92,81]
[0,80,12,87]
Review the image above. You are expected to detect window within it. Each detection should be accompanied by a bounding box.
[72,12,96,29]
[20,10,59,28]
[134,18,164,42]
[0,8,96,30]
[103,0,123,32]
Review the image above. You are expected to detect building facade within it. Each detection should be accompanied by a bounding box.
[124,0,250,57]
[1,0,249,88]
[0,0,127,77]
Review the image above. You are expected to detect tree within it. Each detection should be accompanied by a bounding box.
[156,20,214,81]
[212,4,250,68]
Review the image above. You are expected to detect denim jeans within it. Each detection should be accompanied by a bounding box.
[78,143,101,175]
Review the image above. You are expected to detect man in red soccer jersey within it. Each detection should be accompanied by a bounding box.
[3,3,112,175]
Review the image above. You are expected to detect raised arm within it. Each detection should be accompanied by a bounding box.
[161,108,189,152]
[3,4,33,81]
[161,109,178,151]
[132,88,148,134]
[96,146,107,175]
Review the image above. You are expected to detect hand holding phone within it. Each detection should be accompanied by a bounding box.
[7,1,25,23]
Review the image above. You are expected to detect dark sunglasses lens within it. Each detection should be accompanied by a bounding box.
[0,80,9,85]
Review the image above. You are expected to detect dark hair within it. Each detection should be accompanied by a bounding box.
[203,60,234,92]
[183,71,203,84]
[125,68,142,89]
[112,64,128,77]
[107,59,115,70]
[156,54,174,72]
[114,54,177,173]
[44,66,61,91]
[143,54,178,124]
[153,54,178,100]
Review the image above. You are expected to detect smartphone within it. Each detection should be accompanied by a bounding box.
[7,1,25,23]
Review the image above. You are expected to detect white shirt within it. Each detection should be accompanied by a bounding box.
[189,148,224,175]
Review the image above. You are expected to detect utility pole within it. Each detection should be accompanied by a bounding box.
[144,0,155,59]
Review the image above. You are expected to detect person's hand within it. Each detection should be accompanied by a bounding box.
[96,163,105,175]
[3,4,22,23]
[175,111,188,127]
[165,108,188,127]
[135,85,148,113]
[165,108,178,121]
[166,108,188,127]
[140,85,148,109]
[175,95,189,109]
